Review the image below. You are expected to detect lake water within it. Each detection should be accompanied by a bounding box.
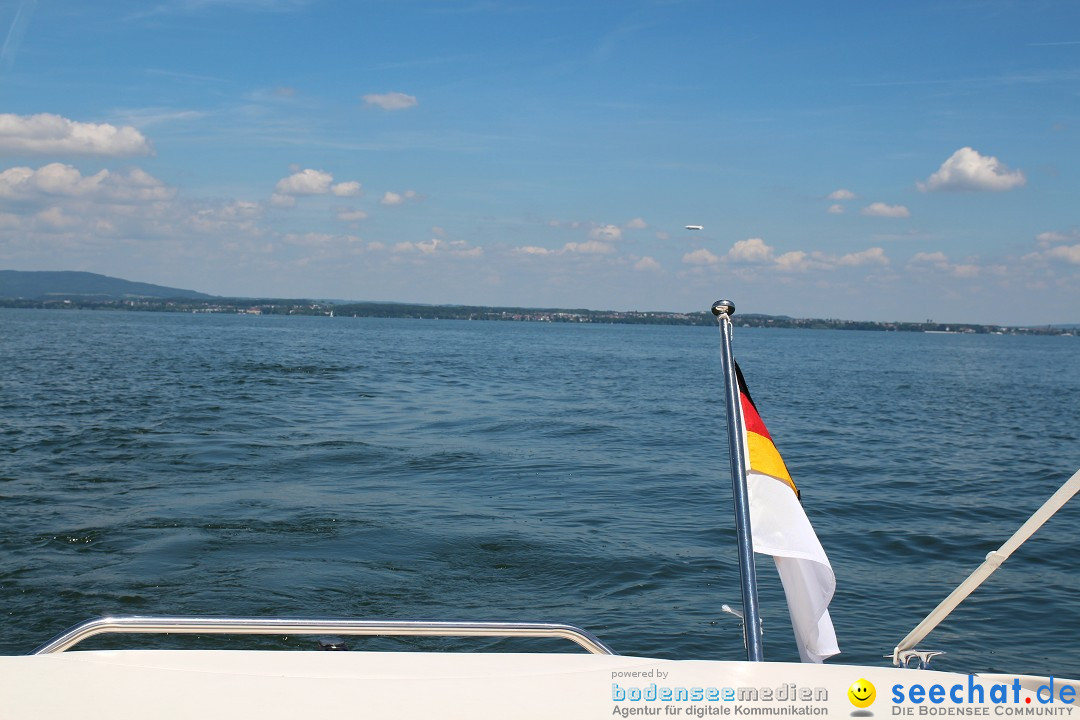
[1,309,1077,676]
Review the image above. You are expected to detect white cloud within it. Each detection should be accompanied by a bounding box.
[393,238,481,257]
[909,251,994,277]
[776,251,850,273]
[911,251,950,266]
[331,181,361,197]
[827,204,845,214]
[910,251,951,270]
[727,237,773,263]
[272,169,362,204]
[589,224,622,242]
[0,163,173,202]
[453,244,483,258]
[633,256,661,271]
[1036,231,1070,245]
[836,247,889,267]
[0,113,153,156]
[918,147,1026,192]
[563,240,614,254]
[862,202,911,218]
[514,245,556,256]
[682,248,720,265]
[381,189,417,206]
[514,238,622,257]
[275,168,333,195]
[189,200,263,236]
[1026,232,1080,265]
[655,231,670,241]
[363,92,418,111]
[624,217,647,230]
[1047,244,1080,264]
[216,200,260,219]
[0,166,280,254]
[828,189,856,201]
[721,236,890,273]
[952,264,980,278]
[774,251,812,272]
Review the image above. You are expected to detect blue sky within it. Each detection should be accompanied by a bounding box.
[1,0,1078,324]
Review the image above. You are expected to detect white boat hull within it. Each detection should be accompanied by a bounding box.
[3,651,1077,719]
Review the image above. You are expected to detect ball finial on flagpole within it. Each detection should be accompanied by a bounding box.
[712,299,735,317]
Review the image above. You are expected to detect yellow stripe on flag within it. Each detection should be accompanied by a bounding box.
[746,431,798,497]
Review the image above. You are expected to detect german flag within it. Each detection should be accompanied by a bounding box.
[734,360,838,663]
[735,362,799,499]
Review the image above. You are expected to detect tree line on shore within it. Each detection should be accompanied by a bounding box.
[0,296,1071,335]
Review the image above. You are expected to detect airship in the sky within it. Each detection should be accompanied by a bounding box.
[685,225,704,230]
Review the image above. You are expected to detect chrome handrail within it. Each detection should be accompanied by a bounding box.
[31,616,617,656]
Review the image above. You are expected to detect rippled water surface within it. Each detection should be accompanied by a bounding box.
[1,310,1078,675]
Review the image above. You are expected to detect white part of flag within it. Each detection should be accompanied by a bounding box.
[747,471,840,663]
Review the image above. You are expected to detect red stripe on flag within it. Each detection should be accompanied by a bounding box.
[740,392,772,440]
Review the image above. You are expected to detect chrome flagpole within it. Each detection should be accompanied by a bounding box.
[712,299,764,661]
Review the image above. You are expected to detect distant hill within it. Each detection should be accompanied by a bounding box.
[0,270,213,300]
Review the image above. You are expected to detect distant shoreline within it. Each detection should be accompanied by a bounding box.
[0,297,1072,335]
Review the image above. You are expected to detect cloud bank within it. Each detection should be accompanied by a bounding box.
[715,236,890,272]
[0,163,173,202]
[0,113,154,156]
[1025,230,1080,265]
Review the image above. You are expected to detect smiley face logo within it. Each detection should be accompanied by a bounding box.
[848,678,876,708]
